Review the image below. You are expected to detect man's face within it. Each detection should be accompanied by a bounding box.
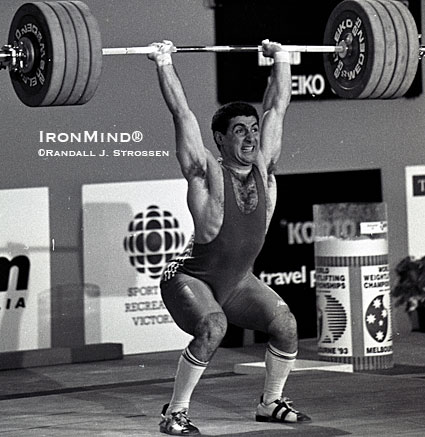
[217,116,260,166]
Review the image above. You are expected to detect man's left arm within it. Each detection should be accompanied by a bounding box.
[260,40,292,174]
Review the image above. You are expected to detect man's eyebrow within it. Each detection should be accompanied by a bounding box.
[232,122,259,130]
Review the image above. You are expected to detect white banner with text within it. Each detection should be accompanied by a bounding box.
[82,179,193,354]
[0,187,51,352]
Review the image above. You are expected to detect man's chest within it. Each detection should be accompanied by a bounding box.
[229,171,259,214]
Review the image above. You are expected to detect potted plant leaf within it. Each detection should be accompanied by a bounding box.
[392,256,425,331]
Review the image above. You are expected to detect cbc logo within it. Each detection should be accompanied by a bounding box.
[123,205,186,279]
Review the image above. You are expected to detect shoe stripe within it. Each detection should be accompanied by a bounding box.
[272,403,292,421]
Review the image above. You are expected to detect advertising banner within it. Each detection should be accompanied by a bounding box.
[253,169,382,339]
[82,179,193,354]
[405,165,425,258]
[0,187,51,352]
[316,266,352,358]
[313,202,393,370]
[361,264,392,356]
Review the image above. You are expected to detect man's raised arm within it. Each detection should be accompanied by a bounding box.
[148,41,207,180]
[260,40,292,173]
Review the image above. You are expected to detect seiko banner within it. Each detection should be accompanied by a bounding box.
[82,179,193,354]
[253,169,382,339]
[0,187,51,352]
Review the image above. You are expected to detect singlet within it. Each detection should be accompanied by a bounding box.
[161,164,267,301]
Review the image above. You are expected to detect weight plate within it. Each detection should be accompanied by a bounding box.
[364,0,397,98]
[375,0,408,98]
[323,0,386,99]
[70,1,102,105]
[8,2,66,107]
[390,0,419,98]
[58,1,91,105]
[45,2,79,105]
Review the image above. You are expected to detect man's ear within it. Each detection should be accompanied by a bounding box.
[214,131,224,147]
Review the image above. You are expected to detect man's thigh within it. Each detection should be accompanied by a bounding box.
[223,273,289,333]
[160,273,224,336]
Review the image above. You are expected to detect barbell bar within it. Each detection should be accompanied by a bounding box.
[101,44,347,56]
[0,0,423,107]
[0,42,348,65]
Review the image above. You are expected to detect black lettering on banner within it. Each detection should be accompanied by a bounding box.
[127,286,159,297]
[124,300,166,312]
[0,256,30,292]
[287,222,314,245]
[366,345,393,354]
[131,314,174,326]
[413,176,425,196]
[3,297,26,310]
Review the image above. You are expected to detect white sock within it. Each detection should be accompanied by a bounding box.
[168,347,208,413]
[263,343,297,405]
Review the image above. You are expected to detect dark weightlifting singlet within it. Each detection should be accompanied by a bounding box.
[161,164,267,303]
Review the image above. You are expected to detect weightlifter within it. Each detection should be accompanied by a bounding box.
[148,39,310,435]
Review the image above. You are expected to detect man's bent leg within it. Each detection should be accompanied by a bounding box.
[263,344,297,405]
[263,305,298,405]
[224,274,310,423]
[160,274,227,434]
[168,347,208,414]
[257,309,311,423]
[168,312,227,413]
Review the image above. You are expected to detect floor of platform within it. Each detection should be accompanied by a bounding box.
[0,332,425,436]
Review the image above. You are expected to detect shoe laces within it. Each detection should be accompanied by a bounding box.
[281,396,293,406]
[261,395,294,409]
[276,397,299,413]
[172,409,192,427]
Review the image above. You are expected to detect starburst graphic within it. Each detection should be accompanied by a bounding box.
[123,205,186,279]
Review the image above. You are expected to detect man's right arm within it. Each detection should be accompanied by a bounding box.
[149,41,208,181]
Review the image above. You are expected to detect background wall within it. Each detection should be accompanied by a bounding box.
[0,0,423,344]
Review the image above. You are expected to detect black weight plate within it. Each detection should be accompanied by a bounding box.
[45,1,79,105]
[70,1,102,105]
[364,0,397,98]
[58,1,91,105]
[375,0,408,98]
[8,2,66,107]
[323,0,385,99]
[390,0,419,98]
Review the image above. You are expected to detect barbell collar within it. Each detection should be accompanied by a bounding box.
[102,44,346,56]
[0,43,34,72]
[0,45,22,71]
[0,45,13,68]
[0,52,11,62]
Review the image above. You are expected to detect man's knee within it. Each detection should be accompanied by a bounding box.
[266,305,298,351]
[194,312,228,345]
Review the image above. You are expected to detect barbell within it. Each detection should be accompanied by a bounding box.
[0,0,422,106]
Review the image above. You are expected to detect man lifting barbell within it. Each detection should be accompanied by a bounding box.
[148,39,311,435]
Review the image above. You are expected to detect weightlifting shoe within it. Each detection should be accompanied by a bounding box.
[255,396,311,423]
[159,403,200,435]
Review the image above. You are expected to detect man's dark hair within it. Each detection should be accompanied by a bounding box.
[211,102,259,145]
